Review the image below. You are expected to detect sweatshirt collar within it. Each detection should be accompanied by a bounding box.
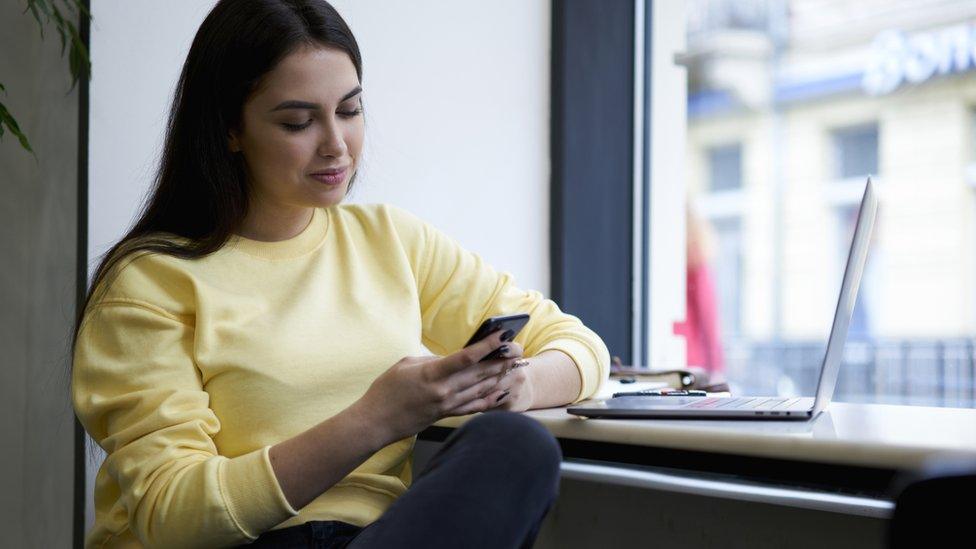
[227,207,329,260]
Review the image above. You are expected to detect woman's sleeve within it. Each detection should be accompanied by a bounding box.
[388,205,611,403]
[72,299,298,548]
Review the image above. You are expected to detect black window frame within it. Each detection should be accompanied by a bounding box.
[550,0,646,365]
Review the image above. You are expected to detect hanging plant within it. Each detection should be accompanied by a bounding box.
[1,0,91,157]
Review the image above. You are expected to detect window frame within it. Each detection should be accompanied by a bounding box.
[550,0,688,369]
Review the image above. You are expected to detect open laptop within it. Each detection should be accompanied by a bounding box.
[568,177,878,421]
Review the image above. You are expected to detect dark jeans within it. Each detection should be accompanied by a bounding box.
[242,411,563,548]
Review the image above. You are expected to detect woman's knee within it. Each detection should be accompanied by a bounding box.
[462,412,562,475]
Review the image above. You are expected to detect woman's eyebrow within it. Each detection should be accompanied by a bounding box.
[269,85,363,112]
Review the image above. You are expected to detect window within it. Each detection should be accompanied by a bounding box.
[833,124,879,180]
[708,143,742,191]
[676,0,976,407]
[711,216,743,339]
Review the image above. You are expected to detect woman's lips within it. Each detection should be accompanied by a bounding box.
[309,168,347,185]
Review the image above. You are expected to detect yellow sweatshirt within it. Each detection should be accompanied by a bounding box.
[72,203,610,548]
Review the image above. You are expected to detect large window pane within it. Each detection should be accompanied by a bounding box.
[681,0,976,408]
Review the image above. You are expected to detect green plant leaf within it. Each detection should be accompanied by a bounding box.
[0,100,35,155]
[7,0,92,156]
[24,0,47,39]
[69,44,80,86]
[71,0,90,19]
[51,5,68,56]
[64,19,90,86]
[34,0,53,18]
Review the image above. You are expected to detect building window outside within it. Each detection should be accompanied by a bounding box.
[712,216,743,339]
[706,143,744,346]
[833,124,879,180]
[708,143,743,191]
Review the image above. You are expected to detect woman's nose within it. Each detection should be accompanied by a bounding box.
[317,119,348,158]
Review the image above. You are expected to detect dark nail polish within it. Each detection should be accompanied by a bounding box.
[501,329,515,342]
[498,345,510,356]
[496,391,510,403]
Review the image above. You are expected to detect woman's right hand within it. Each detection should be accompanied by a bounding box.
[357,330,523,444]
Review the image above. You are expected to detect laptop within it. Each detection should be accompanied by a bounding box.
[568,177,878,421]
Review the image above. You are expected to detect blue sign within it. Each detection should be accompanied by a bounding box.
[863,24,976,95]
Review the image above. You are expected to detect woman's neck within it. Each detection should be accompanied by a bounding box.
[238,203,315,242]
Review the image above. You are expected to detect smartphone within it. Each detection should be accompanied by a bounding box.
[464,313,530,362]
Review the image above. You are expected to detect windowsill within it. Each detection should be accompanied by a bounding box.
[426,402,976,475]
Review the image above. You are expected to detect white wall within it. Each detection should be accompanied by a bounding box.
[88,1,214,274]
[88,0,550,291]
[87,0,550,530]
[333,0,551,294]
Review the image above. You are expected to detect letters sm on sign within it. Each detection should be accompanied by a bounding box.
[863,23,976,95]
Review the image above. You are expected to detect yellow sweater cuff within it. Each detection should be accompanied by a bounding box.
[220,446,299,539]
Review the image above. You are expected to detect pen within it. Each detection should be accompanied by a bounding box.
[612,389,708,398]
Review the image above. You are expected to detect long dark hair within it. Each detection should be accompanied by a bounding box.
[70,0,362,357]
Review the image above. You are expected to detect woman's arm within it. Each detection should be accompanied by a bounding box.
[524,350,583,409]
[268,399,388,511]
[74,301,306,547]
[271,333,517,510]
[384,205,611,406]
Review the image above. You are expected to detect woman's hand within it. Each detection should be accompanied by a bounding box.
[482,349,535,413]
[454,338,534,413]
[356,330,527,445]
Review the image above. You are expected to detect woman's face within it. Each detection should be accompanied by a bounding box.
[229,44,364,211]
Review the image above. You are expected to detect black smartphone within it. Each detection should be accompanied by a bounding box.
[464,313,530,362]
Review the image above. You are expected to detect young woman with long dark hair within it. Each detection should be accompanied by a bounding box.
[71,1,610,546]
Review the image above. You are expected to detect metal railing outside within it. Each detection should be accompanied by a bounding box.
[722,338,976,409]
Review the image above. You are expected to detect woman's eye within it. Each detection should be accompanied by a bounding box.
[281,108,362,131]
[282,120,313,131]
[338,107,363,118]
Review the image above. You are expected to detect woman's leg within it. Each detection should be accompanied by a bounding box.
[240,520,362,548]
[347,411,562,549]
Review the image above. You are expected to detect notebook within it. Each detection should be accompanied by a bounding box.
[567,177,878,420]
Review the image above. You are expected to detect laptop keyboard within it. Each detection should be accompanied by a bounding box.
[687,397,802,410]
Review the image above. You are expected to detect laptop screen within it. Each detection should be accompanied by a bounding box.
[812,178,879,415]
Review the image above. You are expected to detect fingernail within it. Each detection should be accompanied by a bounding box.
[498,345,510,356]
[501,329,515,342]
[496,390,510,403]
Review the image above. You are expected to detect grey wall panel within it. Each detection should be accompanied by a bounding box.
[0,1,80,547]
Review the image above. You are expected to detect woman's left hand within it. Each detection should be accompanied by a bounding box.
[488,341,535,412]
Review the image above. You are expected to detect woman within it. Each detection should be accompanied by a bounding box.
[71,1,610,547]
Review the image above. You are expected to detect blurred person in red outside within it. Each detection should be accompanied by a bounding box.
[673,202,725,378]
